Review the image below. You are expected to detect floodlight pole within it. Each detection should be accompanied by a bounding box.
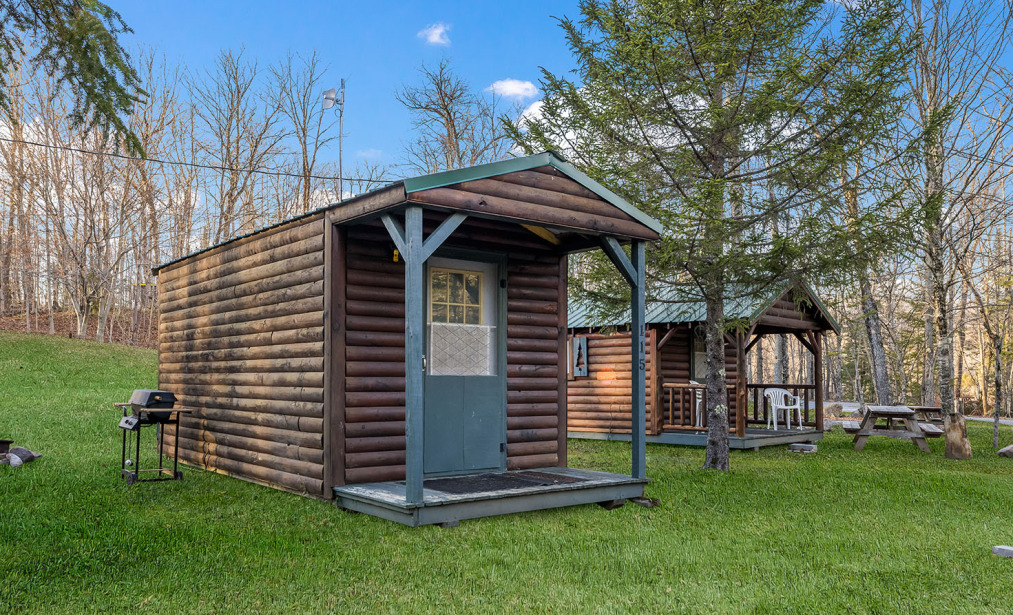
[338,78,345,202]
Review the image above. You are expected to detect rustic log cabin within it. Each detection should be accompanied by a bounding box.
[153,151,662,526]
[566,282,840,450]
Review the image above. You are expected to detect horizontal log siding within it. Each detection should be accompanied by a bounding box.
[157,214,326,497]
[341,218,565,483]
[565,333,657,434]
[755,297,824,330]
[568,325,738,434]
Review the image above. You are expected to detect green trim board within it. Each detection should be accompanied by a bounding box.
[402,151,665,236]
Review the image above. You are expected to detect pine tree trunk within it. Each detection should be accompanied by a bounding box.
[860,277,892,405]
[703,295,730,471]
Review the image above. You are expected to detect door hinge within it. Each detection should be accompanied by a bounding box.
[500,442,506,453]
[500,279,506,289]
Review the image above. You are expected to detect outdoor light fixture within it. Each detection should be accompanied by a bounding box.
[323,80,346,201]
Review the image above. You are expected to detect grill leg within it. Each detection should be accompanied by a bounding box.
[158,424,164,473]
[134,426,141,481]
[172,415,181,480]
[121,428,127,476]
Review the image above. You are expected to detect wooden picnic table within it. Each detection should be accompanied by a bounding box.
[853,405,931,453]
[909,405,944,425]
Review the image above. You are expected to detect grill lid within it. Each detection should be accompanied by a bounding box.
[128,389,177,409]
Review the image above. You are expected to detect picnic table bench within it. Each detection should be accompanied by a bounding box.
[852,405,931,453]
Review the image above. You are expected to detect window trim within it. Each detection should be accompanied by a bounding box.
[429,266,484,325]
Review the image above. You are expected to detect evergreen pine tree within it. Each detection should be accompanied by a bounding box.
[508,0,914,469]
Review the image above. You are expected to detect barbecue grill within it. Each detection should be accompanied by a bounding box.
[116,389,189,484]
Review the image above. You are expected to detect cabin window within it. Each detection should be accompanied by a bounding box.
[428,260,497,376]
[692,327,707,381]
[430,268,483,325]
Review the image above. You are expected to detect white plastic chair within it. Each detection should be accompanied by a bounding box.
[690,380,704,427]
[764,387,803,431]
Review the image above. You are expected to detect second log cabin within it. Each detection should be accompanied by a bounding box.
[566,282,840,450]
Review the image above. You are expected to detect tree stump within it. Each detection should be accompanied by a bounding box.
[944,414,972,459]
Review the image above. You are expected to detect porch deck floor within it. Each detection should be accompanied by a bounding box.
[569,427,823,450]
[334,467,648,526]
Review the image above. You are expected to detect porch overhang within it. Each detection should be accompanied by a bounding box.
[341,153,660,518]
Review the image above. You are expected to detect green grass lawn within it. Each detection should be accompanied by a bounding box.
[2,331,1012,614]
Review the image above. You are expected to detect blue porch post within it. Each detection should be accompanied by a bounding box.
[630,240,646,479]
[600,237,647,480]
[381,208,467,506]
[404,206,425,505]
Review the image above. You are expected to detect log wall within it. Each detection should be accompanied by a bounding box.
[566,331,658,434]
[567,324,739,434]
[157,214,327,496]
[339,217,567,484]
[754,296,825,331]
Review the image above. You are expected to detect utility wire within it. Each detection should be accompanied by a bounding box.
[0,135,396,184]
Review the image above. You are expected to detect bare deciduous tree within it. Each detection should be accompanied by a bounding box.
[396,59,510,174]
[906,0,1013,458]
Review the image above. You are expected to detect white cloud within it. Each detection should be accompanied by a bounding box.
[518,100,544,127]
[356,148,383,159]
[486,79,538,100]
[418,23,451,46]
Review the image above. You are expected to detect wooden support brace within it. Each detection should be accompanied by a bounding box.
[421,213,467,262]
[657,326,677,350]
[744,333,763,355]
[380,214,407,256]
[601,236,637,286]
[792,331,815,354]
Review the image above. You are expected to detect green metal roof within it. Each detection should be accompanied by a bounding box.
[402,151,664,236]
[568,280,840,333]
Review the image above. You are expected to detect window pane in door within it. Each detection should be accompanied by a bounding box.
[449,273,465,304]
[429,264,496,376]
[432,271,448,304]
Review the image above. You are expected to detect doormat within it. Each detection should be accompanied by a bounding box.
[422,472,587,495]
[515,471,586,485]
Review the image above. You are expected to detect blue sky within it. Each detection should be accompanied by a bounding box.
[117,0,583,172]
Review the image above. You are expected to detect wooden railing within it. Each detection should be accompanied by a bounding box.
[663,383,707,429]
[662,383,736,431]
[746,383,817,428]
